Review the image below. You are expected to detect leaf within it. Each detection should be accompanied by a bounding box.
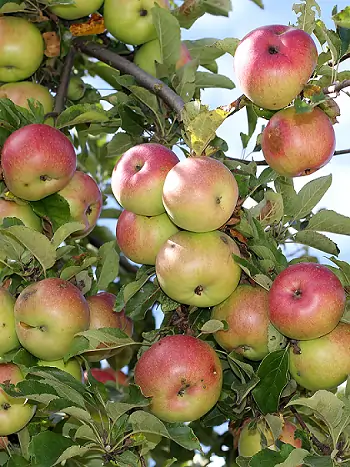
[153,6,181,69]
[51,222,85,249]
[210,38,240,57]
[200,319,225,333]
[294,230,339,255]
[60,257,97,281]
[195,71,235,89]
[268,324,288,353]
[31,194,71,231]
[28,432,75,466]
[293,0,321,34]
[183,38,225,66]
[115,267,156,312]
[249,0,264,7]
[240,104,258,149]
[55,104,109,129]
[314,20,341,64]
[306,209,350,235]
[95,241,119,290]
[296,175,332,219]
[129,86,165,133]
[107,132,136,158]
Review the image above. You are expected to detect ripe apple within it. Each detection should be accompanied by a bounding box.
[0,199,42,231]
[268,262,345,340]
[134,40,192,77]
[58,171,103,238]
[14,278,90,361]
[48,0,104,20]
[0,363,35,436]
[289,322,350,391]
[211,284,270,361]
[67,76,86,101]
[116,210,179,265]
[155,230,241,307]
[0,287,20,357]
[0,82,53,114]
[37,358,83,382]
[162,156,239,232]
[134,334,223,422]
[2,124,77,201]
[234,25,318,110]
[104,0,170,46]
[261,106,336,177]
[88,367,129,386]
[111,143,179,216]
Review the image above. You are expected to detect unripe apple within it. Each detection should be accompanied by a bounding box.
[155,230,241,307]
[14,278,90,361]
[134,335,223,422]
[116,210,179,265]
[261,106,336,177]
[0,199,42,231]
[0,82,53,114]
[212,285,270,361]
[111,143,179,216]
[268,263,345,340]
[162,156,238,232]
[37,358,83,382]
[67,76,86,101]
[2,124,77,201]
[0,288,20,357]
[234,25,318,110]
[289,322,350,391]
[48,0,104,20]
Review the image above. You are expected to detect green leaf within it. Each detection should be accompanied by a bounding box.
[115,267,155,312]
[210,38,240,57]
[200,319,225,333]
[296,175,332,219]
[129,86,165,133]
[153,5,181,69]
[294,230,339,255]
[249,0,264,8]
[268,324,288,353]
[314,20,341,64]
[60,256,97,281]
[306,209,350,235]
[51,222,85,249]
[195,71,235,89]
[240,104,258,149]
[293,0,321,34]
[107,132,137,158]
[95,241,119,290]
[31,194,71,231]
[183,38,225,66]
[28,432,75,466]
[173,60,197,102]
[55,104,109,129]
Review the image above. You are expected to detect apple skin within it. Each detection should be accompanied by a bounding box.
[116,210,179,265]
[211,285,270,361]
[58,171,103,238]
[0,82,53,114]
[0,363,35,436]
[14,278,90,361]
[261,106,336,177]
[268,262,346,340]
[289,322,350,391]
[155,230,241,307]
[111,143,179,216]
[67,76,86,101]
[0,17,44,83]
[88,367,129,386]
[162,156,238,232]
[0,288,20,357]
[104,0,170,46]
[134,335,223,423]
[2,124,77,201]
[49,0,104,20]
[0,199,42,231]
[37,358,83,382]
[234,25,318,110]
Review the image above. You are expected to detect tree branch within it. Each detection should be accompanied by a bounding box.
[323,79,350,95]
[53,48,76,116]
[73,39,185,119]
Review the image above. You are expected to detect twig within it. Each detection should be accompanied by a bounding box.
[328,52,350,67]
[53,48,76,116]
[334,148,350,155]
[323,79,350,95]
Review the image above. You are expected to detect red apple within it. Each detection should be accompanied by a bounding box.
[0,199,42,231]
[88,367,129,386]
[268,263,345,340]
[261,106,335,177]
[116,210,179,265]
[234,25,318,110]
[111,143,179,216]
[134,334,223,422]
[2,124,77,201]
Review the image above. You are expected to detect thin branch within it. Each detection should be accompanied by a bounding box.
[328,52,350,67]
[53,48,76,115]
[73,38,185,119]
[323,79,350,95]
[334,148,350,156]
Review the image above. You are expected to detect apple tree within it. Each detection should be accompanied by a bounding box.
[0,0,350,466]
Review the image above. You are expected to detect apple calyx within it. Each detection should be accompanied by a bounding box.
[140,9,148,16]
[194,285,204,296]
[268,46,279,54]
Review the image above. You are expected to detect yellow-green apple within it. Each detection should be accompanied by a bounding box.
[268,262,345,340]
[162,156,238,232]
[289,322,350,391]
[0,17,44,82]
[212,284,270,361]
[116,210,179,265]
[67,76,86,101]
[261,106,335,177]
[48,0,104,20]
[37,358,83,382]
[0,82,53,114]
[111,143,179,216]
[134,40,192,77]
[155,230,241,307]
[58,171,103,238]
[14,278,90,360]
[88,367,129,386]
[0,199,42,231]
[134,334,223,422]
[234,25,318,110]
[104,0,170,46]
[0,363,35,436]
[0,288,20,357]
[2,124,77,201]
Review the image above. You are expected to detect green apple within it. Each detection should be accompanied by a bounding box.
[0,199,42,231]
[0,288,20,357]
[37,358,83,382]
[48,0,104,20]
[0,17,44,82]
[0,82,53,114]
[67,76,86,101]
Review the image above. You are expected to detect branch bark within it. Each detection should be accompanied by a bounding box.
[323,80,350,95]
[53,48,76,116]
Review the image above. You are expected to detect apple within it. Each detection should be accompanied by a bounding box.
[67,76,86,101]
[162,156,239,232]
[104,0,170,46]
[2,124,77,201]
[268,262,346,340]
[261,106,336,177]
[0,82,53,114]
[0,363,35,436]
[111,143,179,216]
[134,40,192,77]
[48,0,104,20]
[116,210,179,265]
[289,322,350,391]
[0,17,44,83]
[211,284,270,361]
[134,334,223,422]
[88,367,129,386]
[0,287,20,357]
[155,230,241,307]
[234,25,318,110]
[0,199,42,231]
[37,358,83,382]
[14,278,90,361]
[58,171,103,238]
